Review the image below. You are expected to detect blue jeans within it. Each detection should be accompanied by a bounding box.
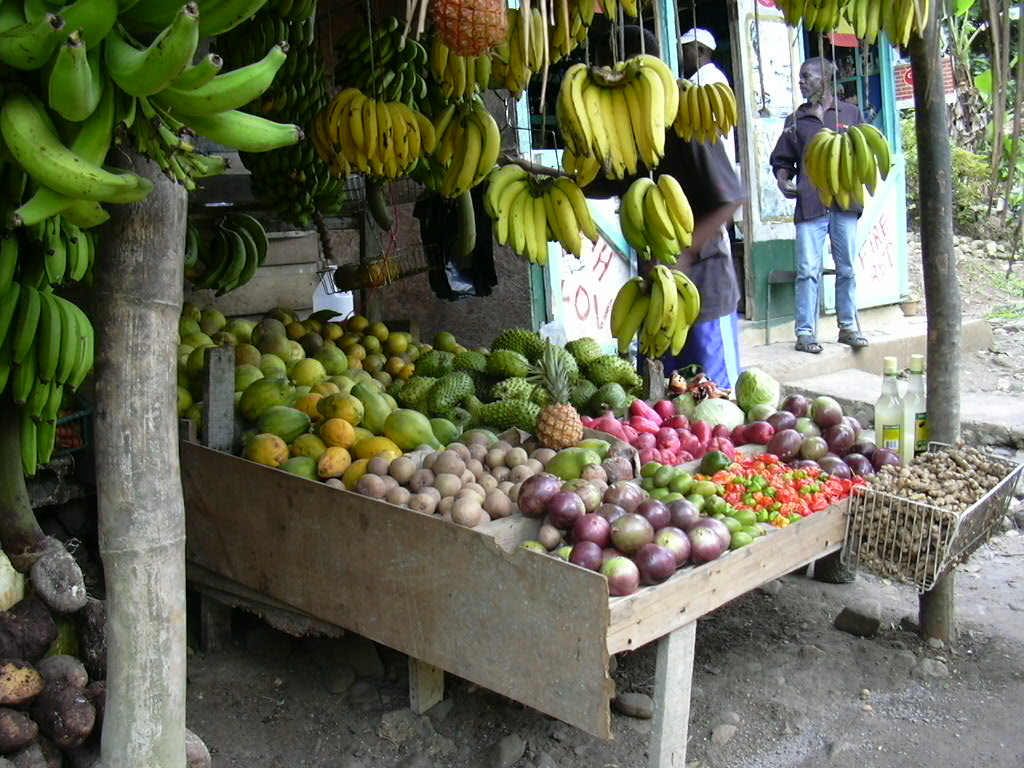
[794,212,859,339]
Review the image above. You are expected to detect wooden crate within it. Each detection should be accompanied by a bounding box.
[181,441,848,752]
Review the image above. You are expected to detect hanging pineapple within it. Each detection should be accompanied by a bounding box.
[529,342,585,450]
[432,0,508,55]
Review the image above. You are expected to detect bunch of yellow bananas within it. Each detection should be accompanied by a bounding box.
[312,88,437,180]
[556,54,678,180]
[417,99,502,198]
[618,175,695,265]
[594,0,639,22]
[802,124,892,209]
[484,166,598,264]
[561,146,601,188]
[841,0,930,46]
[609,267,701,357]
[430,37,492,102]
[771,0,846,32]
[548,0,595,63]
[488,7,545,98]
[673,81,738,143]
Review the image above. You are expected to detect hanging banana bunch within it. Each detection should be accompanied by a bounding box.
[802,125,892,209]
[618,175,695,265]
[411,98,501,198]
[334,18,430,108]
[673,81,738,144]
[609,267,702,358]
[430,37,493,102]
[841,0,930,46]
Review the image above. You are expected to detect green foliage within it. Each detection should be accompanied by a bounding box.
[901,116,991,238]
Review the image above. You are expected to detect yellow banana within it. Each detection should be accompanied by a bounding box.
[610,276,644,338]
[617,294,650,354]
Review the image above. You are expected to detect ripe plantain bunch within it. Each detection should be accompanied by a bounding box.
[215,6,347,228]
[802,124,892,210]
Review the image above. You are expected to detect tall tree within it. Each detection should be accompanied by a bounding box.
[909,0,962,644]
[93,154,188,766]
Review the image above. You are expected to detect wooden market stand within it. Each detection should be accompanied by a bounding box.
[180,438,849,767]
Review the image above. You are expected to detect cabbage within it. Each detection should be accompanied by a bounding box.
[673,393,696,419]
[693,398,746,430]
[734,367,781,412]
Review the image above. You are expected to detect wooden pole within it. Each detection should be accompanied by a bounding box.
[93,153,189,767]
[908,2,961,645]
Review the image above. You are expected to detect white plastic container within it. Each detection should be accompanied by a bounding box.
[312,268,354,319]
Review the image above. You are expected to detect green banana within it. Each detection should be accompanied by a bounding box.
[66,301,93,391]
[226,213,267,266]
[25,0,120,50]
[12,343,38,406]
[53,295,79,384]
[42,216,67,285]
[0,8,65,70]
[105,5,200,97]
[11,283,41,366]
[20,407,38,476]
[0,234,17,296]
[169,52,224,90]
[213,222,248,295]
[47,32,103,122]
[0,281,21,350]
[26,377,52,423]
[1,91,151,205]
[176,109,302,152]
[197,0,272,38]
[36,290,61,383]
[154,43,287,116]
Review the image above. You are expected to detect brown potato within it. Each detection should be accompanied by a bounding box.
[408,469,435,494]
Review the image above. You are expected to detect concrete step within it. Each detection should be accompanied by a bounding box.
[777,368,1024,454]
[741,314,993,384]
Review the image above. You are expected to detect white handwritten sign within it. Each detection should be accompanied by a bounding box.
[557,233,632,345]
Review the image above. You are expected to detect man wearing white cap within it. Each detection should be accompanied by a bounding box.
[680,28,735,168]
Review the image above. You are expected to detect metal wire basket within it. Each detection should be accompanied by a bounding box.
[842,442,1024,591]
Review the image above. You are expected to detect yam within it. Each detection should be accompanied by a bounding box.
[7,743,45,768]
[0,661,44,707]
[0,707,38,753]
[72,599,105,682]
[0,599,57,663]
[36,655,88,690]
[82,681,105,734]
[31,681,96,749]
[185,728,212,768]
[65,741,101,768]
[29,538,87,615]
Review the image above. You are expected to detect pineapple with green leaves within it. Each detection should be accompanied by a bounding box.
[528,342,584,450]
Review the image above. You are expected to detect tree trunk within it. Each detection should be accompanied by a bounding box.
[998,2,1024,226]
[909,4,962,646]
[93,153,188,767]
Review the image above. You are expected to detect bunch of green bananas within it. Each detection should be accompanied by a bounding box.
[557,55,678,180]
[610,267,701,358]
[430,37,492,103]
[488,7,545,98]
[802,124,892,210]
[413,97,501,198]
[840,0,929,46]
[673,81,738,143]
[771,0,846,32]
[312,88,437,180]
[264,0,317,21]
[619,175,695,265]
[186,213,268,295]
[484,166,597,264]
[215,7,347,227]
[334,17,429,108]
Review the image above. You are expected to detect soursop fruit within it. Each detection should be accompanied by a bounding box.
[569,379,598,411]
[453,349,487,374]
[565,337,602,367]
[386,378,408,400]
[586,355,638,388]
[477,399,541,432]
[490,377,534,401]
[448,407,472,429]
[397,376,437,410]
[491,328,546,362]
[486,349,530,378]
[415,350,455,378]
[550,345,579,382]
[426,372,475,415]
[589,382,630,416]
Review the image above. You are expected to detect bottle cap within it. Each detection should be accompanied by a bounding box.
[910,354,925,373]
[883,356,899,375]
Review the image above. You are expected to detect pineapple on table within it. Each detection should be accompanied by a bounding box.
[529,342,584,450]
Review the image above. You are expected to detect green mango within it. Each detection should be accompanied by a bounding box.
[545,447,604,481]
[430,417,461,447]
[576,438,612,459]
[351,381,393,435]
[384,409,442,451]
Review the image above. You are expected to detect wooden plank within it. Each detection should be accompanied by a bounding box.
[262,233,320,267]
[408,658,445,714]
[201,346,235,453]
[184,263,318,317]
[606,502,849,654]
[181,442,615,739]
[200,594,232,653]
[649,622,696,768]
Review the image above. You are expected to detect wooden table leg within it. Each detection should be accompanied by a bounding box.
[649,621,697,768]
[408,657,444,714]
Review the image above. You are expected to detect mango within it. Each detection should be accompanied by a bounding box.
[383,409,441,451]
[342,458,371,490]
[318,446,353,479]
[290,433,327,462]
[243,433,289,467]
[352,436,402,461]
[280,456,319,482]
[317,393,363,425]
[545,447,604,481]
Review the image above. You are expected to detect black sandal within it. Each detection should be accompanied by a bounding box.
[837,330,869,349]
[795,336,822,354]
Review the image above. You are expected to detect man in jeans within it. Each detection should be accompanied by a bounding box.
[770,56,869,354]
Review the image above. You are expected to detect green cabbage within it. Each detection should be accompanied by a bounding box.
[734,368,781,412]
[673,393,696,419]
[693,398,746,430]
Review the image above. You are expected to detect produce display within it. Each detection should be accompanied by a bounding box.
[431,37,492,102]
[334,19,431,107]
[487,7,547,96]
[672,81,738,144]
[617,175,695,264]
[802,123,892,209]
[609,267,701,357]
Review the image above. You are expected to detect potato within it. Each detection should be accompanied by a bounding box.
[526,458,544,474]
[505,447,528,468]
[531,448,557,467]
[31,682,95,749]
[367,456,392,476]
[460,469,476,486]
[385,487,412,507]
[408,493,438,515]
[388,456,417,485]
[537,522,563,550]
[324,478,345,490]
[478,474,498,492]
[483,491,513,520]
[355,474,387,499]
[462,482,487,501]
[498,481,514,495]
[433,473,463,498]
[438,497,455,516]
[448,443,471,462]
[485,448,508,469]
[440,509,454,523]
[432,451,466,478]
[419,486,442,504]
[491,465,511,483]
[465,458,485,481]
[408,469,435,494]
[422,452,440,470]
[494,440,513,452]
[509,464,534,483]
[0,660,44,707]
[477,510,492,525]
[0,707,38,753]
[379,475,399,492]
[509,482,523,503]
[451,497,483,527]
[468,443,488,461]
[36,656,88,690]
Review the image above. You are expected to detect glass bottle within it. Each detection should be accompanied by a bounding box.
[874,356,904,455]
[901,353,928,462]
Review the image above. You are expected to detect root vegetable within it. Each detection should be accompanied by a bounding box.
[0,660,43,707]
[494,440,513,452]
[72,599,105,682]
[537,522,563,550]
[468,443,488,461]
[385,487,412,507]
[510,482,522,503]
[448,443,471,462]
[408,469,435,494]
[29,538,87,615]
[498,481,514,495]
[366,456,391,476]
[531,448,556,467]
[478,510,491,525]
[355,474,388,499]
[459,469,476,486]
[505,447,528,468]
[484,448,508,469]
[431,451,466,477]
[422,452,440,470]
[461,484,486,502]
[509,465,534,483]
[36,655,88,690]
[408,494,437,515]
[526,459,543,474]
[388,457,417,485]
[490,466,511,483]
[465,459,485,481]
[6,742,46,768]
[438,497,455,516]
[419,487,442,505]
[83,681,104,732]
[0,707,38,752]
[483,491,513,520]
[379,476,399,493]
[0,598,57,663]
[451,498,483,527]
[478,474,498,492]
[433,473,463,498]
[324,478,345,490]
[31,681,96,749]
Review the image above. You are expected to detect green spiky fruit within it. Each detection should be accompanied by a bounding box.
[565,337,603,367]
[426,371,475,415]
[448,407,472,428]
[387,378,408,400]
[485,349,530,378]
[477,400,541,432]
[586,355,639,388]
[397,376,437,409]
[453,349,487,373]
[490,377,534,401]
[550,345,579,382]
[491,328,546,362]
[589,382,630,417]
[570,379,598,412]
[415,350,455,378]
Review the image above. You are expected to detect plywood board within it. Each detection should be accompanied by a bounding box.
[605,502,849,654]
[184,263,319,317]
[181,442,615,739]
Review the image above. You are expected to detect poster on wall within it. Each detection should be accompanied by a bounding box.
[748,12,797,118]
[755,118,797,222]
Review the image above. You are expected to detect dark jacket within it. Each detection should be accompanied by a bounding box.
[769,100,865,222]
[583,136,745,323]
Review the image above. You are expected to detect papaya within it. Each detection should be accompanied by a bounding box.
[288,386,311,403]
[243,433,289,467]
[312,381,341,396]
[328,376,355,394]
[238,377,294,423]
[290,433,327,462]
[430,418,460,447]
[352,426,375,444]
[318,393,364,425]
[315,345,349,376]
[381,393,398,410]
[234,364,264,393]
[290,358,327,388]
[293,393,325,422]
[257,406,312,443]
[383,409,442,451]
[352,436,402,461]
[317,446,352,479]
[351,381,392,435]
[280,456,319,481]
[319,418,356,448]
[342,458,371,490]
[545,447,604,481]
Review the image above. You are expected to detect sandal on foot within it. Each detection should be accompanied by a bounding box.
[837,330,869,349]
[795,336,822,354]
